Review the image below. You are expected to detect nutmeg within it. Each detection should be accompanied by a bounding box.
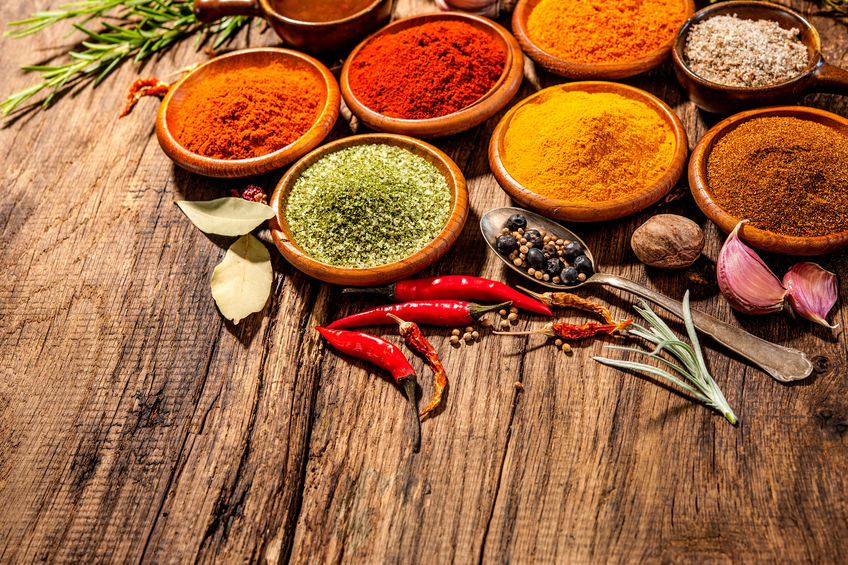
[631,214,704,269]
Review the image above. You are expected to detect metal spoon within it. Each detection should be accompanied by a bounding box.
[480,206,813,382]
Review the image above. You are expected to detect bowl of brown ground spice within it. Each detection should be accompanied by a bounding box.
[156,47,340,178]
[512,0,694,79]
[689,106,848,256]
[672,1,848,114]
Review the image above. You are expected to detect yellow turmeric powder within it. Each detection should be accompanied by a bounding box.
[501,90,675,203]
[527,0,686,64]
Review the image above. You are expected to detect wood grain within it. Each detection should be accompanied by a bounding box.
[0,1,846,564]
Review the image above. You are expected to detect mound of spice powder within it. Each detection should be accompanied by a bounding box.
[347,20,506,119]
[526,0,687,64]
[285,144,452,268]
[501,90,676,203]
[171,60,324,160]
[706,117,848,237]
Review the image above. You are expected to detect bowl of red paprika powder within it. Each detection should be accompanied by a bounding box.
[340,12,525,138]
[156,47,340,178]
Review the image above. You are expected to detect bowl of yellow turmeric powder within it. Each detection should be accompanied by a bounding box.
[488,82,688,222]
[512,0,694,79]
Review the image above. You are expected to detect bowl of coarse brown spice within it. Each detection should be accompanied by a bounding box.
[672,1,848,114]
[689,105,848,256]
[156,47,340,178]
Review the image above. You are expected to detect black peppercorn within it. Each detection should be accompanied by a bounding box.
[505,214,527,232]
[573,255,594,275]
[545,258,564,276]
[542,243,557,257]
[561,266,578,285]
[563,241,584,262]
[526,247,545,269]
[496,234,519,255]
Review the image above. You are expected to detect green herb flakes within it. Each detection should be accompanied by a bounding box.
[285,144,452,268]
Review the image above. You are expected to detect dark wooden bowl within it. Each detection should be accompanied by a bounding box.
[269,134,469,286]
[512,0,694,79]
[340,11,524,138]
[488,81,689,223]
[156,48,340,179]
[194,0,393,53]
[672,1,848,114]
[689,105,848,256]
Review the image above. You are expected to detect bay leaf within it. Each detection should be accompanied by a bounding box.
[210,234,273,325]
[177,197,275,236]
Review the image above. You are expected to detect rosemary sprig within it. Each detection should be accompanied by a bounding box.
[593,291,738,425]
[2,1,251,116]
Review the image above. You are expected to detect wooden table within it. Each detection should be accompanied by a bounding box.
[1,1,846,562]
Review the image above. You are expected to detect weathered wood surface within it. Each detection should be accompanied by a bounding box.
[0,1,846,563]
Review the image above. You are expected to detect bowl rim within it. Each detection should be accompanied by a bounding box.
[512,0,695,79]
[269,133,469,285]
[688,104,848,256]
[156,47,340,178]
[671,0,822,94]
[339,10,524,135]
[260,0,387,27]
[488,81,689,223]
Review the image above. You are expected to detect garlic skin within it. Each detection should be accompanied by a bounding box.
[783,262,839,329]
[717,221,787,315]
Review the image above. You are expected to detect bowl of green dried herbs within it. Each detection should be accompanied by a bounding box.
[269,133,469,286]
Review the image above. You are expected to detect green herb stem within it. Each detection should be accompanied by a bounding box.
[2,1,251,116]
[593,291,738,425]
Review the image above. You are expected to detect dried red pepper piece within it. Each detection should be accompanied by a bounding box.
[119,77,170,117]
[387,314,447,419]
[495,319,632,340]
[517,286,617,324]
[231,185,268,204]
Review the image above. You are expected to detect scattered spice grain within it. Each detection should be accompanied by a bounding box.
[684,15,809,87]
[706,116,848,237]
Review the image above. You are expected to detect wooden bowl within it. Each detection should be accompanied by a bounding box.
[672,1,848,114]
[156,48,339,178]
[269,134,469,286]
[689,105,848,256]
[488,82,689,223]
[340,12,524,138]
[194,0,393,53]
[512,0,694,79]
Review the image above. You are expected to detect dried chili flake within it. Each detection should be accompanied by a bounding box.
[119,77,170,118]
[496,319,632,341]
[231,185,268,204]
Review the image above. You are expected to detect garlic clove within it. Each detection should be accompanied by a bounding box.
[717,221,787,315]
[783,262,839,329]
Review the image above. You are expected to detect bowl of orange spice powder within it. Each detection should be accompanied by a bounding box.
[513,0,694,79]
[156,47,340,178]
[340,12,525,138]
[489,82,689,222]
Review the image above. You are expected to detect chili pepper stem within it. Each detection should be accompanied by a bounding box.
[469,300,513,320]
[398,376,421,453]
[516,286,551,306]
[385,313,414,333]
[494,323,555,337]
[341,284,395,298]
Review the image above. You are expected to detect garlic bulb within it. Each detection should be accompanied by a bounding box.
[783,262,839,328]
[717,221,787,314]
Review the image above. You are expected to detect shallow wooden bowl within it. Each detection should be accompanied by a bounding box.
[488,81,689,223]
[689,105,848,256]
[156,48,340,178]
[340,11,524,138]
[269,134,469,286]
[512,0,694,79]
[672,1,848,114]
[194,0,394,53]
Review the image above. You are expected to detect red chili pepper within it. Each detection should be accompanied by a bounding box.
[495,319,633,340]
[386,314,447,419]
[342,276,552,317]
[327,300,511,330]
[119,77,170,118]
[316,327,420,452]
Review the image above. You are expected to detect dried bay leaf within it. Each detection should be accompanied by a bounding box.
[177,197,275,236]
[211,234,273,325]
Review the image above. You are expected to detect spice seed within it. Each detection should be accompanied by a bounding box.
[555,339,563,346]
[451,328,461,336]
[500,319,511,329]
[472,331,480,340]
[509,306,518,314]
[513,258,522,266]
[508,313,518,322]
[499,309,508,317]
[450,335,459,345]
[465,326,473,333]
[480,318,493,327]
[463,332,473,342]
[562,343,573,353]
[514,381,524,392]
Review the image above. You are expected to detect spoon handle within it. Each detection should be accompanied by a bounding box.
[592,273,813,382]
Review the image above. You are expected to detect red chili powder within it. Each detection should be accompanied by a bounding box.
[347,20,506,119]
[171,61,324,160]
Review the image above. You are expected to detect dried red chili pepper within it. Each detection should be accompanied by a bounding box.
[496,319,633,340]
[119,77,170,118]
[231,185,268,204]
[343,276,552,316]
[316,327,420,452]
[386,314,446,419]
[517,286,617,324]
[327,300,511,330]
